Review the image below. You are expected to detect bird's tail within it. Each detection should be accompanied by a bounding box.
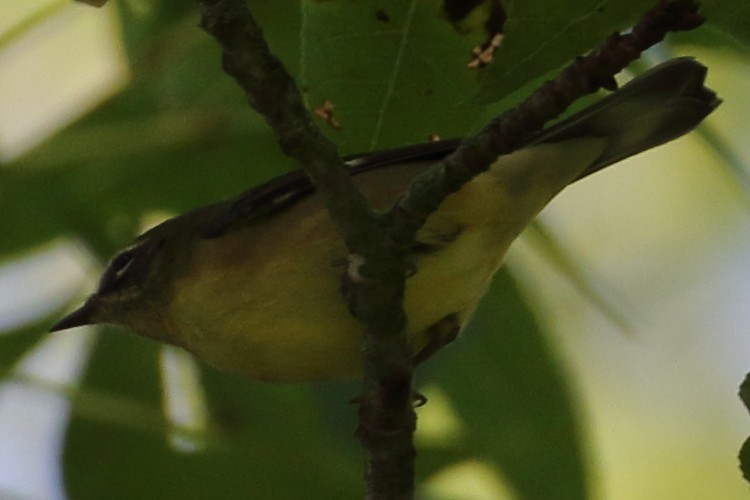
[533,57,721,181]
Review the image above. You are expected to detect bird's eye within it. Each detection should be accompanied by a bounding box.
[97,248,137,293]
[110,250,134,277]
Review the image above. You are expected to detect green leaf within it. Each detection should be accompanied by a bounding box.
[296,0,487,152]
[63,331,361,500]
[424,270,588,499]
[702,0,750,52]
[116,0,198,62]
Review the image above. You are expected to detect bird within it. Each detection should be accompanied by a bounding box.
[50,58,719,382]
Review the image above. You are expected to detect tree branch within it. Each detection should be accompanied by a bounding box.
[198,0,378,251]
[197,1,705,499]
[391,0,704,238]
[198,1,417,498]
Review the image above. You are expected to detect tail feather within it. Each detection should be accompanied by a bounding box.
[532,57,721,181]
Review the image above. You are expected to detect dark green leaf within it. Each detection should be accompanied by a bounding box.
[116,1,198,62]
[63,330,361,500]
[295,0,487,152]
[424,270,588,499]
[702,0,750,52]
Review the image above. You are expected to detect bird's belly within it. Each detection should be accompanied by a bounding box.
[168,223,506,382]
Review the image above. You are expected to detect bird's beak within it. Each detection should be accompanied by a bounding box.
[49,297,99,332]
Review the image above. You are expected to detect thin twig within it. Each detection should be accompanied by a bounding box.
[391,0,705,238]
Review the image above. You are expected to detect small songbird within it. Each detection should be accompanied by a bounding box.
[51,58,719,382]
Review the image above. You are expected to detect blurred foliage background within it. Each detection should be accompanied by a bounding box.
[0,0,748,499]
